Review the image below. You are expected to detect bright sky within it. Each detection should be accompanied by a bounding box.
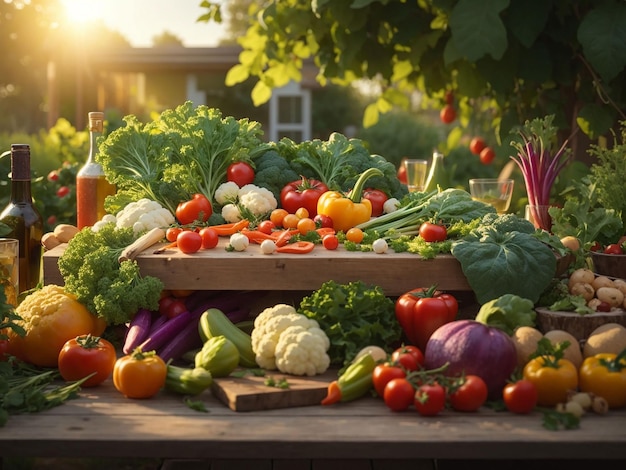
[61,0,226,47]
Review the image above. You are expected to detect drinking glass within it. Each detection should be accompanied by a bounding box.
[0,238,19,306]
[469,178,514,214]
[403,159,429,193]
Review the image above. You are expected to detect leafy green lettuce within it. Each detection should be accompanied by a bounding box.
[475,294,536,335]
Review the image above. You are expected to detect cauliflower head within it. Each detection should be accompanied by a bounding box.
[214,181,239,205]
[251,303,330,375]
[238,184,278,217]
[114,198,175,233]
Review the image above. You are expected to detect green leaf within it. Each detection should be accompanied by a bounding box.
[449,0,510,61]
[576,104,616,139]
[251,81,272,106]
[363,102,380,128]
[225,64,250,87]
[451,229,556,304]
[578,2,626,82]
[505,0,552,48]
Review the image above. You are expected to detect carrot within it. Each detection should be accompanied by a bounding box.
[242,230,274,244]
[211,219,250,236]
[274,229,300,247]
[315,227,336,238]
[153,241,178,254]
[321,381,342,406]
[275,241,315,254]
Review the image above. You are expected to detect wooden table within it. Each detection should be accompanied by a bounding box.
[42,240,472,295]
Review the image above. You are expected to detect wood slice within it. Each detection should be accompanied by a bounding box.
[535,308,626,341]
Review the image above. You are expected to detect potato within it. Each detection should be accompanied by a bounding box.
[511,326,543,368]
[568,268,595,290]
[584,323,626,357]
[612,278,626,297]
[560,236,580,252]
[53,224,79,243]
[543,329,583,369]
[570,282,595,301]
[596,286,624,308]
[41,232,61,251]
[591,275,614,291]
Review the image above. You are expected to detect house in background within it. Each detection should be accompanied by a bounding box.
[47,45,318,141]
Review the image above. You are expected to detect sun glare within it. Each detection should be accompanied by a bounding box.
[62,0,104,24]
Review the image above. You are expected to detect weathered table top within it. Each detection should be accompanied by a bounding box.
[1,382,625,461]
[42,240,472,295]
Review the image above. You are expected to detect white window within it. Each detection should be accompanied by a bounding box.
[269,81,311,142]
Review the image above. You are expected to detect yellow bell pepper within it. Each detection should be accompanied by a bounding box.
[317,167,384,232]
[579,349,626,409]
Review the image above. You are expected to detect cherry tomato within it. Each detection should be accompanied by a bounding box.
[448,375,488,412]
[166,227,184,243]
[56,186,70,198]
[257,220,276,235]
[372,362,406,397]
[297,217,316,235]
[159,296,187,319]
[281,213,300,229]
[57,335,117,387]
[322,234,339,250]
[383,377,415,412]
[280,177,329,217]
[295,207,310,219]
[390,345,424,372]
[419,222,447,242]
[47,170,59,182]
[345,227,364,243]
[313,213,333,229]
[270,208,289,227]
[198,227,219,249]
[113,349,167,399]
[176,230,202,254]
[227,161,255,187]
[469,137,487,155]
[503,379,538,414]
[479,147,496,165]
[440,105,456,124]
[414,383,446,416]
[362,188,388,217]
[176,193,213,225]
[604,243,623,254]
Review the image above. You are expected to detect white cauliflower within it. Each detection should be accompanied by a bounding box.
[114,199,175,233]
[238,184,277,217]
[274,326,331,376]
[214,181,239,205]
[221,203,242,223]
[251,303,330,376]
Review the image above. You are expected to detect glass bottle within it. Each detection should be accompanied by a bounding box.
[0,144,44,293]
[423,151,449,192]
[76,111,116,229]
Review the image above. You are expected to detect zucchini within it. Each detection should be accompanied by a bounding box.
[198,308,257,368]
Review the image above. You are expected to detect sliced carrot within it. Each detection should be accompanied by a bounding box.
[315,227,336,238]
[211,219,250,236]
[274,228,300,247]
[153,241,178,254]
[242,229,274,244]
[275,241,315,254]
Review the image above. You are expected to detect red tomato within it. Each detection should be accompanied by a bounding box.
[159,296,187,319]
[469,137,487,155]
[445,90,454,105]
[176,230,202,254]
[395,286,458,351]
[372,362,406,397]
[440,105,456,124]
[56,186,70,198]
[176,194,213,225]
[47,170,59,182]
[383,377,415,412]
[280,177,329,217]
[227,161,255,187]
[0,339,10,361]
[448,375,488,412]
[322,233,339,250]
[479,147,496,165]
[198,227,219,249]
[362,188,388,217]
[414,383,446,416]
[257,220,276,234]
[503,379,538,414]
[397,164,407,185]
[419,222,447,242]
[589,241,603,252]
[390,345,424,372]
[313,213,333,229]
[604,243,623,254]
[166,227,184,243]
[57,335,117,387]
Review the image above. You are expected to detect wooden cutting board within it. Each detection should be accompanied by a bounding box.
[211,369,338,412]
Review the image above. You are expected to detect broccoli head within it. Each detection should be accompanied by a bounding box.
[252,149,300,201]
